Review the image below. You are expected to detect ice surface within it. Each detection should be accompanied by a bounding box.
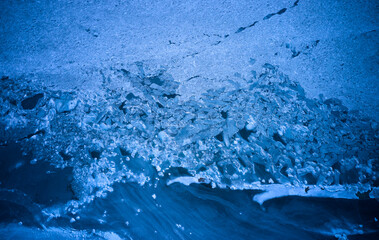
[0,64,378,212]
[1,1,378,238]
[1,0,377,121]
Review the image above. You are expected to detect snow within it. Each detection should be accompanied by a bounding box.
[0,0,377,120]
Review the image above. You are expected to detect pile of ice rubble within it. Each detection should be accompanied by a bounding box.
[0,65,378,206]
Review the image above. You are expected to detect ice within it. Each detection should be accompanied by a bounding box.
[167,176,200,186]
[252,184,362,205]
[52,96,78,113]
[0,65,378,211]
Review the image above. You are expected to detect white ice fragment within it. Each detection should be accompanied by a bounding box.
[252,184,370,205]
[167,176,199,186]
[198,140,207,151]
[223,131,230,147]
[152,194,156,199]
[182,138,192,146]
[101,232,123,240]
[278,125,286,136]
[158,131,170,142]
[54,98,78,113]
[246,116,257,130]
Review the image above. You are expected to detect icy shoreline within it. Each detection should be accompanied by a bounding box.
[0,64,378,213]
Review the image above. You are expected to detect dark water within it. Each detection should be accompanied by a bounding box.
[0,143,378,240]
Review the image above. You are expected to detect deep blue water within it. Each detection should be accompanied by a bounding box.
[1,142,378,239]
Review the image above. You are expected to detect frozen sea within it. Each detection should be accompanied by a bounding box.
[0,0,378,239]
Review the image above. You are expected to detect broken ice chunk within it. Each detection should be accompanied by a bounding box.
[54,97,78,113]
[246,116,257,130]
[222,131,230,147]
[226,119,239,137]
[158,131,171,143]
[197,140,207,151]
